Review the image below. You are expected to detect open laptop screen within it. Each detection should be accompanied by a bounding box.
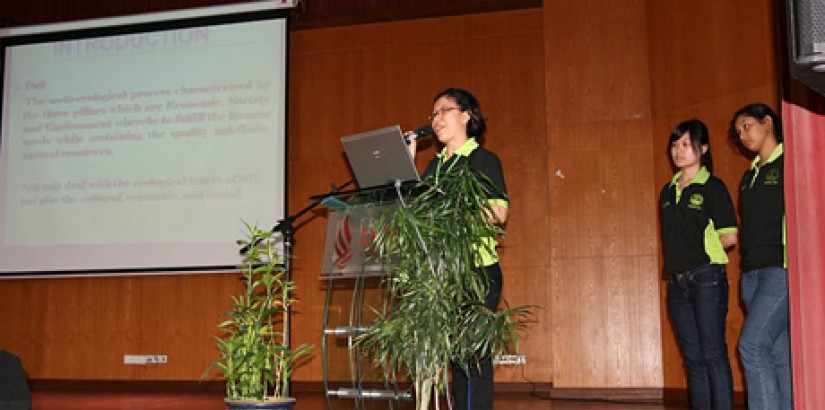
[341,125,421,189]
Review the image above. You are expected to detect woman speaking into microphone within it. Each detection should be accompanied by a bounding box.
[407,87,508,410]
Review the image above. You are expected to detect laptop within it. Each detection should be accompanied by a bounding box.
[341,125,421,189]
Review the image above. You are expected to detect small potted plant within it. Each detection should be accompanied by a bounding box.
[205,223,313,410]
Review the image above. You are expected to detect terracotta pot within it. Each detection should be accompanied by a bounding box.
[224,397,296,410]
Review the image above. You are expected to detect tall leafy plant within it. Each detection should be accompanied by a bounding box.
[358,164,532,410]
[206,224,313,403]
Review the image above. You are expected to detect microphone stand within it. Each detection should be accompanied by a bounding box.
[239,178,356,397]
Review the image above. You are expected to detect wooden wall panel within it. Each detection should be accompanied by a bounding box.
[647,0,778,118]
[139,273,242,380]
[546,136,663,388]
[547,121,658,259]
[550,255,660,387]
[2,277,130,378]
[0,273,241,381]
[545,0,651,122]
[494,266,553,382]
[543,0,662,389]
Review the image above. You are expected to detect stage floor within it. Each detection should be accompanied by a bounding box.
[30,390,739,410]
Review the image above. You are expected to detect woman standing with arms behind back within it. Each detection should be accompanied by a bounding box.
[659,119,738,410]
[729,103,792,410]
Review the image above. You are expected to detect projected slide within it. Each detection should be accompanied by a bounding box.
[0,8,288,275]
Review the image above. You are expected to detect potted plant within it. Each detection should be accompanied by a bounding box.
[205,223,313,410]
[357,165,532,410]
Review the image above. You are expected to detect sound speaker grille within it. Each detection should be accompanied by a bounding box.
[794,0,825,57]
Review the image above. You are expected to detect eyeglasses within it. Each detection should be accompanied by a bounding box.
[428,106,461,122]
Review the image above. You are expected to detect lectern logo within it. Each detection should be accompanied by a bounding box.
[333,215,353,269]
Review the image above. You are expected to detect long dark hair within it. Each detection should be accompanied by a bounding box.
[669,119,713,173]
[433,88,487,142]
[728,102,783,144]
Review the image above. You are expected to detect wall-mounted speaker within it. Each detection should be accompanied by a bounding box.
[787,0,825,95]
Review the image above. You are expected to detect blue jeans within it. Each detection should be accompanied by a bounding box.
[738,267,792,410]
[666,264,733,410]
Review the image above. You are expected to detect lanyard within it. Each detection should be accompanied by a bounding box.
[434,155,460,185]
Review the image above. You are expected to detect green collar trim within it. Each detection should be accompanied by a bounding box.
[437,138,478,159]
[670,166,710,187]
[750,143,784,169]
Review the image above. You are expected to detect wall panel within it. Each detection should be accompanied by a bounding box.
[545,0,651,123]
[0,274,242,380]
[647,0,778,118]
[544,0,663,389]
[550,255,660,387]
[139,273,242,380]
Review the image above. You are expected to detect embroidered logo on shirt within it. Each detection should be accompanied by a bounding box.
[765,169,780,186]
[688,193,704,210]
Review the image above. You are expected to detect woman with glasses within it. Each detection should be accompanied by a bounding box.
[659,119,737,410]
[408,88,508,410]
[729,103,792,410]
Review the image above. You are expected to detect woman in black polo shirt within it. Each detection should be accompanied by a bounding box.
[729,103,791,410]
[408,88,508,410]
[659,119,738,410]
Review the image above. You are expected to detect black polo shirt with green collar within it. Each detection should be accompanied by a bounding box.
[422,138,508,267]
[739,143,785,272]
[659,166,738,275]
[422,138,508,203]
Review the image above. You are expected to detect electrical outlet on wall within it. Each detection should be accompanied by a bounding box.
[123,354,168,365]
[494,354,526,365]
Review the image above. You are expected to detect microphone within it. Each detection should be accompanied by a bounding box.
[404,124,434,143]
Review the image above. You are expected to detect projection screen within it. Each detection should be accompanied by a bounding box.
[0,2,292,277]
